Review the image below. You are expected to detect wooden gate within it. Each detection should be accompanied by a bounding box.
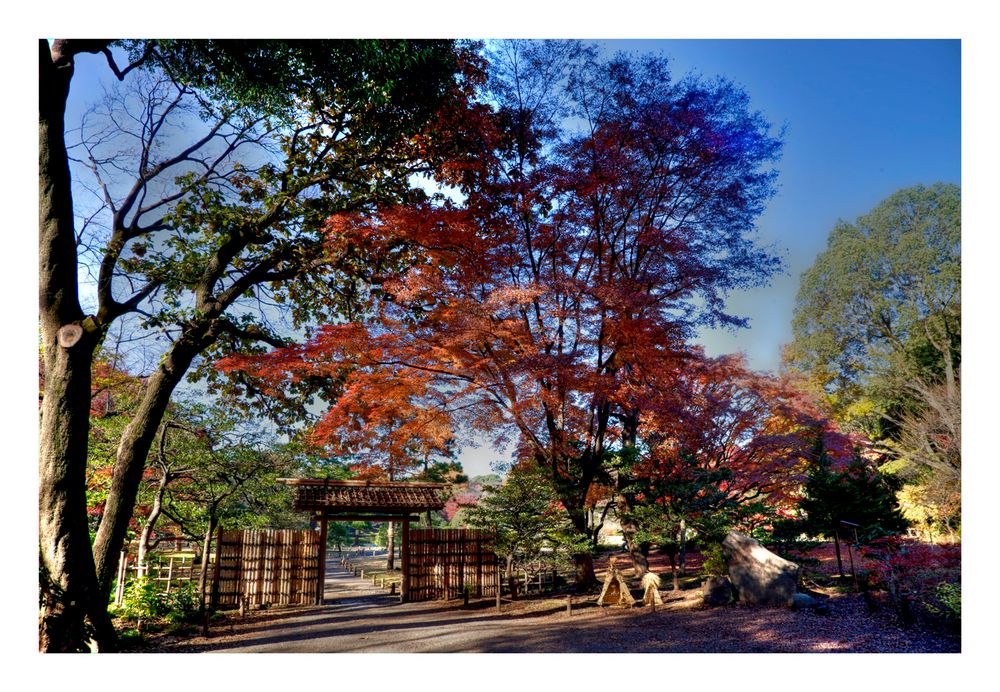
[407,528,500,602]
[211,528,321,608]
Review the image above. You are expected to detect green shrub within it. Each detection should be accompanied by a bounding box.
[165,582,202,623]
[115,578,203,625]
[116,577,169,621]
[117,629,144,647]
[701,543,728,577]
[926,581,961,620]
[165,621,198,636]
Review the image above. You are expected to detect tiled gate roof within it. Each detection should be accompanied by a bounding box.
[278,479,448,515]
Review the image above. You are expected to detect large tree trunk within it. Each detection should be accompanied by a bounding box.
[572,553,596,592]
[92,338,203,599]
[566,505,597,590]
[615,495,649,578]
[664,544,680,590]
[38,39,117,653]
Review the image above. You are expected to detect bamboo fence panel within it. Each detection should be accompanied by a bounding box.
[212,528,320,608]
[114,555,208,605]
[407,528,499,602]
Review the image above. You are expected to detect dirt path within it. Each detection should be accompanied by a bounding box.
[150,557,958,654]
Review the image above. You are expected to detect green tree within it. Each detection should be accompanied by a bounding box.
[788,183,960,536]
[465,464,589,596]
[39,39,462,651]
[790,183,960,406]
[794,437,907,545]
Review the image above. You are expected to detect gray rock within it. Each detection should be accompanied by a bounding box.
[722,531,799,607]
[702,576,736,606]
[791,592,818,610]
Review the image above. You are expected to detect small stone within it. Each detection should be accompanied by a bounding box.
[791,593,818,610]
[702,576,736,606]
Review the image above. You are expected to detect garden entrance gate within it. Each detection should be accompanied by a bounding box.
[275,479,497,604]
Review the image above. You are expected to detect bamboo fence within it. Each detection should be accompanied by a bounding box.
[211,528,320,609]
[407,528,499,602]
[113,554,206,606]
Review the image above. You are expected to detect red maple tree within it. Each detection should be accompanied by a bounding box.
[220,44,785,588]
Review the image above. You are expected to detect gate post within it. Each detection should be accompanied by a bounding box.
[316,516,328,605]
[401,518,410,603]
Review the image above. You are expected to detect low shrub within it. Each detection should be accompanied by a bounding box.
[926,581,961,621]
[862,537,961,628]
[701,543,728,577]
[116,577,169,622]
[164,582,202,623]
[113,578,203,626]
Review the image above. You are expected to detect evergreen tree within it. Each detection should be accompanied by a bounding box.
[796,437,908,544]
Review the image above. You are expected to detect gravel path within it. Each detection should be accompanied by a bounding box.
[149,557,959,654]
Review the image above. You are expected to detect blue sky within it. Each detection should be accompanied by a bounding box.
[602,40,961,373]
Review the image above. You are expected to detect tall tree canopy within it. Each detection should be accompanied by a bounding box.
[39,38,464,651]
[220,40,784,588]
[787,183,961,537]
[789,183,960,409]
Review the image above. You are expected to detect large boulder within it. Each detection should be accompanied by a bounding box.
[722,531,799,607]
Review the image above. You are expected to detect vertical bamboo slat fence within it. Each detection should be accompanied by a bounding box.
[211,528,320,608]
[407,528,499,602]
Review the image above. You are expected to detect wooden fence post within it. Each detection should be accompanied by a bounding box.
[316,517,328,605]
[114,550,127,606]
[401,518,411,603]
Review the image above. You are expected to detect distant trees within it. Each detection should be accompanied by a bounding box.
[787,183,960,539]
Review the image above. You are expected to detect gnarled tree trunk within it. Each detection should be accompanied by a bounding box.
[137,467,172,575]
[92,335,205,599]
[38,38,118,653]
[615,495,649,578]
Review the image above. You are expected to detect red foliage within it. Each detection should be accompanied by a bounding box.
[89,357,144,417]
[862,537,961,595]
[218,48,791,543]
[633,352,856,512]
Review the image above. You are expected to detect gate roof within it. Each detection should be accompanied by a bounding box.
[277,479,448,516]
